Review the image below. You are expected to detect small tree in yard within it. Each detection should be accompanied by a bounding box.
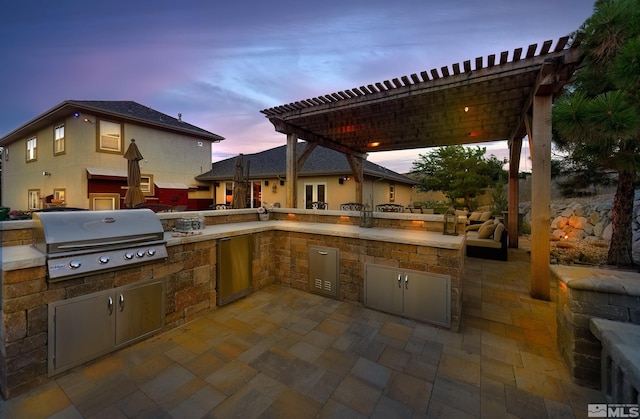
[552,0,640,267]
[410,145,507,210]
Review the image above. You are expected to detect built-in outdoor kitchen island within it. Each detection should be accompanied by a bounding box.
[0,208,465,399]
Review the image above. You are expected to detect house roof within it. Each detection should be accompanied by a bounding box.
[196,143,417,185]
[0,100,224,146]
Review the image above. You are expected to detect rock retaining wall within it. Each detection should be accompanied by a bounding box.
[520,190,640,264]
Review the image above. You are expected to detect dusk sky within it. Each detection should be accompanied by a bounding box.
[1,1,595,173]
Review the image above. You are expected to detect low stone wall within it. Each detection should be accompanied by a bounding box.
[553,265,640,389]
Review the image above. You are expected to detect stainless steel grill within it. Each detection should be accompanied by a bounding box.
[33,209,168,281]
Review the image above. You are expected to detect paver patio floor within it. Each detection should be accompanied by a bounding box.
[0,240,604,418]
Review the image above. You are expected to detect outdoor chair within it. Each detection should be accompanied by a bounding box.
[310,201,328,210]
[340,203,365,211]
[375,203,405,212]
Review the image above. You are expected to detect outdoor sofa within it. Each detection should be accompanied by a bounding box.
[465,219,508,261]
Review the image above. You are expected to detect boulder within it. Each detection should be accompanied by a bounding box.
[569,216,588,229]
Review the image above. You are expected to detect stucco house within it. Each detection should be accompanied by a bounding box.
[196,143,418,210]
[0,100,223,211]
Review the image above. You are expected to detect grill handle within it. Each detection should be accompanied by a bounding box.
[56,235,163,250]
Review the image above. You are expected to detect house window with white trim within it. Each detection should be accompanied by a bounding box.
[28,189,40,210]
[97,120,123,153]
[389,184,396,202]
[140,174,154,195]
[26,137,37,162]
[54,123,65,155]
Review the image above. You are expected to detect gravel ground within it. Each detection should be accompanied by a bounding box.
[549,237,610,266]
[519,235,610,266]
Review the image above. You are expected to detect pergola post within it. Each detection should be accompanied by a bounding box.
[346,154,364,204]
[286,133,297,208]
[508,137,522,248]
[530,95,552,300]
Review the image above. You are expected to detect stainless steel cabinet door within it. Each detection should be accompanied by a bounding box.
[217,235,252,306]
[403,271,450,327]
[309,246,339,297]
[115,280,163,346]
[49,292,116,375]
[364,264,403,315]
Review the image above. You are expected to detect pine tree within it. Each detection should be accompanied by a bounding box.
[552,0,640,266]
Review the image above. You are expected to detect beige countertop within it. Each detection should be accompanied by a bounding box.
[3,220,465,272]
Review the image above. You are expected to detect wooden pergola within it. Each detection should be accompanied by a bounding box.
[260,36,582,300]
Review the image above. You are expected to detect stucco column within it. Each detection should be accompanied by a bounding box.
[286,133,297,208]
[530,95,552,300]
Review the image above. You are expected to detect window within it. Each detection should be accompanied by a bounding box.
[90,193,120,210]
[54,123,65,155]
[304,182,326,209]
[140,174,154,195]
[389,184,396,202]
[26,137,37,162]
[97,120,123,153]
[53,188,66,202]
[28,189,40,210]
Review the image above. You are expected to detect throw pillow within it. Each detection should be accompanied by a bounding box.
[465,224,482,232]
[479,211,493,222]
[468,211,482,221]
[477,222,497,239]
[493,223,505,242]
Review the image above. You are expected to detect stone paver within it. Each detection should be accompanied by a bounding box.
[0,242,606,418]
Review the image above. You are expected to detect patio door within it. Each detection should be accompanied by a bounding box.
[304,183,326,209]
[250,181,262,208]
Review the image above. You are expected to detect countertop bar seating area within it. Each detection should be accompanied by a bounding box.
[0,208,466,399]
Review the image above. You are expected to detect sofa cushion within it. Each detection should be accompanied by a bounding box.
[477,222,497,239]
[479,211,493,222]
[493,223,505,242]
[466,231,503,249]
[468,211,482,221]
[465,223,482,232]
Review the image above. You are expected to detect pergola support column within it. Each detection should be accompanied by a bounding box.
[286,133,297,208]
[508,137,522,248]
[346,154,364,204]
[530,95,552,300]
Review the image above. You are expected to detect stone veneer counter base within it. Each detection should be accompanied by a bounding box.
[553,265,640,389]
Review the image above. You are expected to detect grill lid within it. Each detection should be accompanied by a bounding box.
[33,209,165,255]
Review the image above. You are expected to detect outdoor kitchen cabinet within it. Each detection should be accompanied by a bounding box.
[48,280,163,376]
[217,234,252,306]
[308,246,339,298]
[364,264,450,327]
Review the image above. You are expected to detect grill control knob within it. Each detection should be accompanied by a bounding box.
[124,251,135,260]
[98,255,110,264]
[69,260,82,269]
[136,249,146,258]
[147,248,156,256]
